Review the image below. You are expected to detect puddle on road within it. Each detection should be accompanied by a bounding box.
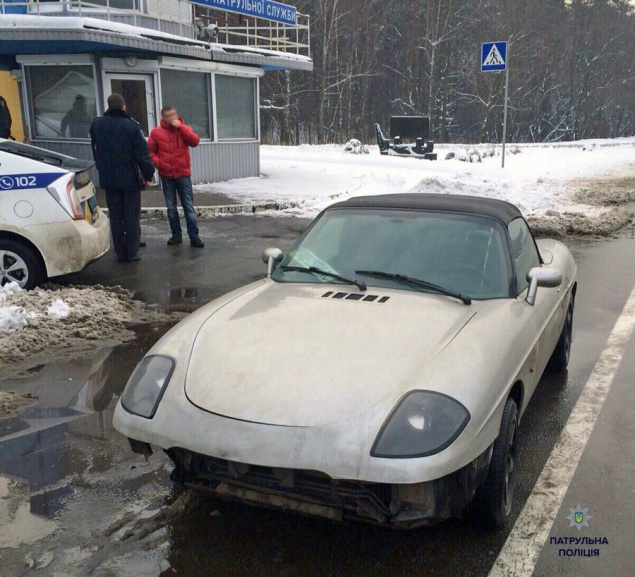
[134,285,221,315]
[0,497,58,549]
[0,322,170,518]
[0,289,212,575]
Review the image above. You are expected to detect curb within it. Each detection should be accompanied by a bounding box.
[102,201,301,219]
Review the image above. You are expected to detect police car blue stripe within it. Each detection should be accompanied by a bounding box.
[0,172,67,191]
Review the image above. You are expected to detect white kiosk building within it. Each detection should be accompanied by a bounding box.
[0,0,311,184]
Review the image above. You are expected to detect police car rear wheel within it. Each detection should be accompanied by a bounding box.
[0,240,44,290]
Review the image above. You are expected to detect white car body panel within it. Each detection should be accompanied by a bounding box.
[0,140,110,279]
[114,236,576,485]
[185,283,480,427]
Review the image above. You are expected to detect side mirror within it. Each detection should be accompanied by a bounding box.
[526,267,562,306]
[262,247,284,277]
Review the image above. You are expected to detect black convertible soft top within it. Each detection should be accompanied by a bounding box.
[329,193,523,225]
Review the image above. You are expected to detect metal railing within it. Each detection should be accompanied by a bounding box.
[0,0,311,57]
[199,12,310,57]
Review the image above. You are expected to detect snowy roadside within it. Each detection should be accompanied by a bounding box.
[0,283,173,377]
[201,138,635,237]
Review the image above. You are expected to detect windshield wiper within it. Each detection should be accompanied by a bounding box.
[355,270,471,305]
[281,266,367,291]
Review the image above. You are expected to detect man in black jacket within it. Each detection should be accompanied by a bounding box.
[0,96,12,139]
[90,93,154,262]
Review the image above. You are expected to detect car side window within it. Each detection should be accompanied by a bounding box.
[508,218,541,295]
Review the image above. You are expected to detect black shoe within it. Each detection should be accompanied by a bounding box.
[127,255,141,262]
[139,242,147,248]
[190,238,205,248]
[167,236,183,246]
[117,256,127,263]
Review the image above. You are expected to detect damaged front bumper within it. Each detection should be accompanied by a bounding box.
[158,445,492,528]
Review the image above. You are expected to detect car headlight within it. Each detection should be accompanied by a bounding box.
[371,391,470,458]
[120,355,175,419]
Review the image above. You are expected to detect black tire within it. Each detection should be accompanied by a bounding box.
[0,239,45,290]
[548,298,574,372]
[473,398,518,530]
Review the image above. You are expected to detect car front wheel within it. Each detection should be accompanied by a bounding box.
[473,397,518,530]
[0,239,45,290]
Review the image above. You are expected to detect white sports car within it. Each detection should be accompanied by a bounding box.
[0,139,110,289]
[114,194,577,529]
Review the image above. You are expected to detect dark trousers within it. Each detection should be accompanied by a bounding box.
[161,176,199,240]
[105,189,141,260]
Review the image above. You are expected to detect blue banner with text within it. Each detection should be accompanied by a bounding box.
[191,0,297,26]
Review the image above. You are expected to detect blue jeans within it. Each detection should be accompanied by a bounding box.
[161,176,199,240]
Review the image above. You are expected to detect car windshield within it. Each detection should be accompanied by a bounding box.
[273,208,512,300]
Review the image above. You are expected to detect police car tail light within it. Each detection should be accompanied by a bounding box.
[47,175,84,220]
[65,180,84,220]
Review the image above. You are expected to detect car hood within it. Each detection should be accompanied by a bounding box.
[185,282,482,427]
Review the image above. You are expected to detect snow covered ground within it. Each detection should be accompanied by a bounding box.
[0,283,172,374]
[207,138,635,235]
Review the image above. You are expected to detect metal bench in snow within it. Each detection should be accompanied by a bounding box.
[375,116,437,161]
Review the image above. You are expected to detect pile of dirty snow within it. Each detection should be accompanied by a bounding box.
[0,282,28,332]
[0,283,170,369]
[528,208,634,238]
[0,391,37,416]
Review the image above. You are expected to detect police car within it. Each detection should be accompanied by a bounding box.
[0,139,110,289]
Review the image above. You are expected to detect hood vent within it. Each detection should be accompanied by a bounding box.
[322,291,390,303]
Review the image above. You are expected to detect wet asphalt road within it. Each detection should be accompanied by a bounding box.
[1,216,634,577]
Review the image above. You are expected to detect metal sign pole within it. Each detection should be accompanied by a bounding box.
[501,64,509,169]
[482,41,509,168]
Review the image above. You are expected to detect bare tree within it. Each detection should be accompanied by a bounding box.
[260,0,635,144]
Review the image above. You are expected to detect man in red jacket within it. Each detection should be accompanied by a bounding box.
[148,106,204,248]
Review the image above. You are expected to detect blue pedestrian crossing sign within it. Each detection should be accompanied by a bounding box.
[481,41,507,72]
